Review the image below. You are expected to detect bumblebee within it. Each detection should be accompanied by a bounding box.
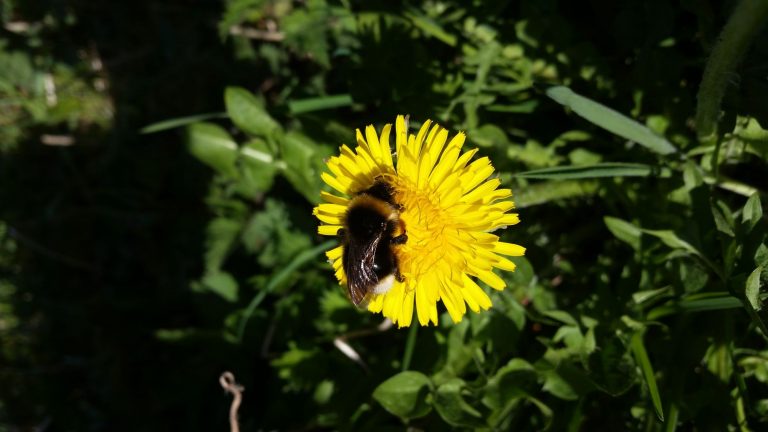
[338,178,407,306]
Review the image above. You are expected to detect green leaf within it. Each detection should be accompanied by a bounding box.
[237,240,335,342]
[482,358,538,410]
[604,216,642,250]
[746,267,763,311]
[742,193,763,232]
[587,335,635,396]
[372,371,433,420]
[711,201,735,237]
[404,10,457,46]
[641,228,721,278]
[515,163,668,180]
[647,292,743,320]
[140,112,228,134]
[280,132,331,203]
[433,378,485,427]
[186,122,238,175]
[513,179,599,208]
[630,331,664,421]
[237,139,278,196]
[224,86,281,137]
[288,94,353,115]
[200,271,238,302]
[546,86,677,155]
[204,217,242,273]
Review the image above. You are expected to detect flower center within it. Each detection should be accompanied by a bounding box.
[393,179,460,281]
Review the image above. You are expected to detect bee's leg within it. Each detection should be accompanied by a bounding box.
[336,227,346,240]
[395,267,405,283]
[391,233,408,245]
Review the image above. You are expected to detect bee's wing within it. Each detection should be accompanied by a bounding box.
[343,234,383,306]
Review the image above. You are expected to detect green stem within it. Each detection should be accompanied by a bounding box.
[695,0,768,141]
[401,321,418,371]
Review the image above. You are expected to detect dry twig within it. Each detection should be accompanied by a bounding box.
[219,371,244,432]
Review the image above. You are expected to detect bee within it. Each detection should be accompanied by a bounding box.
[337,177,408,306]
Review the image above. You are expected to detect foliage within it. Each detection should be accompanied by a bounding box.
[2,0,768,430]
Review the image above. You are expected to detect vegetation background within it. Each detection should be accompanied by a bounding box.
[2,0,768,430]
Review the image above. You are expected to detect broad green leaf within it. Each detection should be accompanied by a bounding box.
[288,94,353,114]
[711,201,735,237]
[743,193,763,232]
[746,267,763,311]
[587,335,635,396]
[237,139,278,197]
[468,124,509,148]
[515,163,668,180]
[433,378,485,427]
[546,86,677,155]
[204,217,242,273]
[482,358,538,410]
[200,271,238,302]
[186,122,238,175]
[225,86,281,137]
[542,310,578,326]
[140,112,227,134]
[280,132,330,203]
[630,331,664,421]
[641,228,721,278]
[372,371,432,420]
[604,217,642,250]
[541,369,579,400]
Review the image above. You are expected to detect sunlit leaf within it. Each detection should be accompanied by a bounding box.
[630,331,664,421]
[546,86,677,155]
[515,163,668,179]
[372,371,433,419]
[225,86,282,137]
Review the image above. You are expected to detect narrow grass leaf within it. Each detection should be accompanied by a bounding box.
[513,179,599,208]
[630,331,664,422]
[289,94,354,114]
[404,10,457,46]
[515,163,666,180]
[237,240,336,342]
[546,86,677,155]
[140,112,227,134]
[647,292,743,320]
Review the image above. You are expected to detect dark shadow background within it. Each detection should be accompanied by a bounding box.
[2,0,768,431]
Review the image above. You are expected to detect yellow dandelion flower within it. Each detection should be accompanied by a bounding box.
[313,115,525,327]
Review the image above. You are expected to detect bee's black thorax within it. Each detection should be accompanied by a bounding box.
[346,204,395,239]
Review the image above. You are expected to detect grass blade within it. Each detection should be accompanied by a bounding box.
[237,240,336,342]
[647,292,743,320]
[546,86,677,155]
[140,112,227,134]
[289,94,354,114]
[515,163,669,180]
[630,331,664,422]
[513,179,599,208]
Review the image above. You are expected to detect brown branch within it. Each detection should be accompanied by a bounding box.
[219,371,244,432]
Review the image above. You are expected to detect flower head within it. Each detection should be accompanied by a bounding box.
[313,116,524,327]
